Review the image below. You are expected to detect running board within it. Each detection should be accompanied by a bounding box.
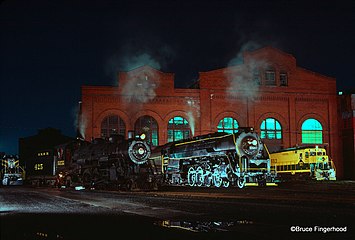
[245,183,278,187]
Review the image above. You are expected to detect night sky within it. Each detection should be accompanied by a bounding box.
[1,0,354,155]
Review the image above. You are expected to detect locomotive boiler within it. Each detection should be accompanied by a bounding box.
[57,133,156,190]
[151,127,278,188]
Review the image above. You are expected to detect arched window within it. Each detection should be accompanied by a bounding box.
[167,116,190,142]
[260,118,282,139]
[134,115,159,146]
[302,119,323,144]
[217,117,239,133]
[101,115,125,139]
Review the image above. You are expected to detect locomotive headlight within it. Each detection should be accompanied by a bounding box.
[252,140,257,145]
[138,147,145,155]
[140,133,146,140]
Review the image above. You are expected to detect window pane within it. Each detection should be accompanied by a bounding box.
[260,118,282,140]
[217,117,239,133]
[167,116,191,142]
[101,115,125,139]
[175,130,183,141]
[302,131,323,144]
[301,119,323,144]
[276,131,282,139]
[302,119,322,130]
[266,118,274,130]
[280,73,288,86]
[168,130,174,142]
[265,70,276,85]
[261,131,266,138]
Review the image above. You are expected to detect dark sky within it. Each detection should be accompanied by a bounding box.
[1,0,354,154]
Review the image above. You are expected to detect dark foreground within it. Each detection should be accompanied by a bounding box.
[0,181,354,240]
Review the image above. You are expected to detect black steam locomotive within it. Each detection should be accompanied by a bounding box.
[151,127,278,188]
[56,133,157,190]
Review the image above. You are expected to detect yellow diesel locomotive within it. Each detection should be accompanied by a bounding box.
[270,146,336,181]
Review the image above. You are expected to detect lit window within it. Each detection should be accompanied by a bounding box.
[260,118,282,139]
[302,119,323,144]
[101,115,126,138]
[280,72,288,86]
[134,115,159,146]
[167,116,190,142]
[217,117,239,133]
[265,69,276,86]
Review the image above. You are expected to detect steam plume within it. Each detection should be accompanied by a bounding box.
[186,97,200,136]
[225,41,266,99]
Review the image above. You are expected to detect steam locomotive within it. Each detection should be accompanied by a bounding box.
[151,127,278,188]
[56,127,277,190]
[56,133,157,190]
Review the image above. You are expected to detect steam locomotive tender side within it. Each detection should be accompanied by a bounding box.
[57,133,156,190]
[158,127,278,188]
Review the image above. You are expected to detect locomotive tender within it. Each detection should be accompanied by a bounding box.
[152,127,278,188]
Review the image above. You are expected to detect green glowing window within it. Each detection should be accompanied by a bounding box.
[217,117,239,133]
[101,115,126,138]
[260,118,282,139]
[134,115,159,146]
[302,119,323,144]
[168,116,190,142]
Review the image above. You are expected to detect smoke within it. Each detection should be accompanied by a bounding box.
[77,114,87,140]
[105,41,175,83]
[186,97,200,136]
[225,41,267,99]
[119,53,161,72]
[105,41,175,103]
[72,103,86,140]
[122,67,159,103]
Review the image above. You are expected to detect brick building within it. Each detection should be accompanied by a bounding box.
[338,92,355,179]
[79,46,342,178]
